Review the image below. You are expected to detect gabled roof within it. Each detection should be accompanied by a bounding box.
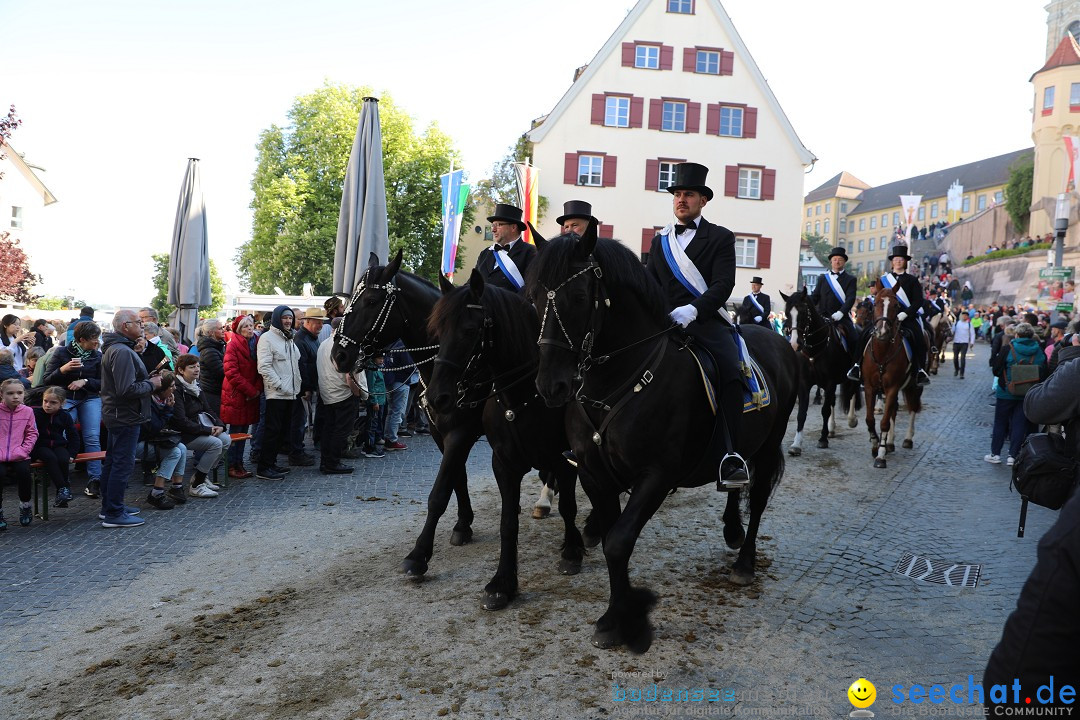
[1031,33,1080,80]
[803,171,871,204]
[849,148,1033,216]
[1,142,57,205]
[527,0,815,166]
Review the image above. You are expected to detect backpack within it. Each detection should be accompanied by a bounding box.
[1005,347,1041,396]
[1012,431,1079,537]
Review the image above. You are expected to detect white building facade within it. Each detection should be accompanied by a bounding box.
[528,0,814,297]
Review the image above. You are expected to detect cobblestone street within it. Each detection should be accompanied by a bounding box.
[0,340,1060,718]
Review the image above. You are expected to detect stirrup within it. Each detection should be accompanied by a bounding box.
[562,450,579,468]
[916,369,931,386]
[846,365,861,382]
[718,452,750,489]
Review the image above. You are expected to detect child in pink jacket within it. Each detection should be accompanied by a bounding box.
[0,378,39,528]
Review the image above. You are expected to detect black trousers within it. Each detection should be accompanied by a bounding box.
[320,396,358,467]
[258,399,295,472]
[31,446,71,490]
[0,460,32,504]
[685,320,743,455]
[953,343,969,374]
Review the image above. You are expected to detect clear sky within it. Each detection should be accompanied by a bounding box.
[3,0,1047,307]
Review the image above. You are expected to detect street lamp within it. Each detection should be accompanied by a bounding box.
[1054,192,1070,268]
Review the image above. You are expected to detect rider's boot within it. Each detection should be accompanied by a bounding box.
[717,383,749,489]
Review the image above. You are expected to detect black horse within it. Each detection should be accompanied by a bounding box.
[331,251,483,570]
[529,229,798,653]
[426,270,587,609]
[781,288,860,456]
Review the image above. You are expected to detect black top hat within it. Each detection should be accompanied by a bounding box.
[827,246,848,261]
[750,276,764,285]
[556,200,598,226]
[888,244,912,260]
[487,203,526,231]
[666,162,714,201]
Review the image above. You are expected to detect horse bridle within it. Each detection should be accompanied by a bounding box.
[536,259,608,376]
[792,299,832,358]
[433,302,495,409]
[333,272,403,363]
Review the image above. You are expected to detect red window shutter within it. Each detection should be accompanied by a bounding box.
[591,94,605,125]
[743,107,758,138]
[603,155,618,188]
[725,165,739,197]
[762,168,776,200]
[660,45,674,70]
[683,47,697,72]
[630,96,644,128]
[599,223,614,238]
[707,104,720,135]
[757,237,772,269]
[564,153,578,185]
[622,42,635,67]
[686,102,701,133]
[720,50,734,76]
[641,227,656,253]
[648,99,663,130]
[645,159,660,191]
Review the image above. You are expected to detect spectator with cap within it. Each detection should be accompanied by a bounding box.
[318,295,347,344]
[287,308,323,466]
[986,322,1046,466]
[1047,320,1072,372]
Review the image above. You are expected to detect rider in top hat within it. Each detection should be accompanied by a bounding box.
[557,200,600,237]
[847,244,932,387]
[644,162,749,488]
[810,246,857,351]
[475,203,536,293]
[739,277,771,328]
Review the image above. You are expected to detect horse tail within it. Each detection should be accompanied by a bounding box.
[903,386,923,414]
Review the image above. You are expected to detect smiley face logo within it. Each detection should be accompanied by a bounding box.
[847,678,876,709]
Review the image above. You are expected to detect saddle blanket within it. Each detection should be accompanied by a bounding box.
[736,332,771,413]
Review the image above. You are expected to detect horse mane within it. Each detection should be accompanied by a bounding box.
[428,283,539,365]
[526,235,670,328]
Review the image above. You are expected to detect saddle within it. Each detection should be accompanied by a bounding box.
[678,330,771,416]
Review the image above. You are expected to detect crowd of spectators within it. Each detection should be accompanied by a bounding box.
[0,298,429,530]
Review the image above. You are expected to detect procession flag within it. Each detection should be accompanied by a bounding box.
[1064,136,1080,192]
[946,180,964,223]
[514,161,539,244]
[898,194,922,241]
[440,167,469,279]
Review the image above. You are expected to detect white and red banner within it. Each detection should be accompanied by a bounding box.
[1064,136,1080,192]
[898,194,922,240]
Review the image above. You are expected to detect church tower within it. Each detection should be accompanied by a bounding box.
[1045,0,1080,59]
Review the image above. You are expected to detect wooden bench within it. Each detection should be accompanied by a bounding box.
[213,433,253,483]
[30,451,107,521]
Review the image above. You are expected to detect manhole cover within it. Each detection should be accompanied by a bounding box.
[893,552,981,588]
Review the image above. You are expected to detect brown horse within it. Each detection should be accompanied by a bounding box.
[930,312,953,373]
[862,287,923,468]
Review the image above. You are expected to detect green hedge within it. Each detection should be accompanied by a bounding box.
[961,242,1051,266]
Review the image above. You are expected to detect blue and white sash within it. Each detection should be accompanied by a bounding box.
[493,245,524,290]
[824,272,846,307]
[879,273,911,309]
[747,293,764,315]
[659,228,706,297]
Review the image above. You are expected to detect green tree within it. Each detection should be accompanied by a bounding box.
[33,296,67,312]
[472,134,549,223]
[801,232,831,266]
[1004,158,1034,233]
[238,82,470,291]
[150,252,225,319]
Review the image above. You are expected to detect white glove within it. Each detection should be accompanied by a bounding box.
[754,315,762,323]
[898,311,908,322]
[670,304,698,327]
[831,311,843,322]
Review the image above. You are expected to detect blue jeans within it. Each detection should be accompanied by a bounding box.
[366,402,385,448]
[135,441,186,480]
[228,424,248,465]
[992,397,1032,459]
[100,424,140,518]
[383,384,408,443]
[66,396,102,480]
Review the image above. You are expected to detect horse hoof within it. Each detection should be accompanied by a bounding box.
[817,439,829,449]
[531,506,551,519]
[788,446,802,457]
[902,439,913,449]
[559,558,583,576]
[591,628,622,649]
[874,458,887,468]
[828,431,836,438]
[482,592,512,611]
[848,418,858,429]
[723,523,745,550]
[401,558,428,579]
[728,567,755,587]
[886,444,895,453]
[449,527,473,546]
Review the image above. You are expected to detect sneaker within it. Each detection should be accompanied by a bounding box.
[98,506,142,520]
[375,438,385,446]
[984,454,1002,464]
[362,446,385,458]
[188,484,219,498]
[413,427,430,435]
[1006,456,1015,466]
[146,492,176,510]
[255,467,286,480]
[270,464,291,475]
[101,512,145,528]
[288,452,315,467]
[167,486,188,504]
[202,478,222,492]
[320,463,354,475]
[84,480,101,498]
[398,429,413,438]
[55,487,73,508]
[385,440,408,451]
[19,506,32,527]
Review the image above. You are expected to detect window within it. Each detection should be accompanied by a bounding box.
[892,211,900,227]
[841,201,848,213]
[870,216,877,229]
[635,44,659,69]
[806,207,812,218]
[858,218,865,231]
[815,205,821,216]
[962,196,970,213]
[823,219,830,235]
[977,194,987,211]
[880,259,888,273]
[1072,83,1080,108]
[735,237,757,267]
[814,221,820,234]
[738,168,761,199]
[1044,86,1056,114]
[484,226,493,241]
[658,161,678,190]
[578,155,603,186]
[719,106,743,137]
[858,239,865,252]
[668,0,693,13]
[930,202,938,219]
[825,202,831,213]
[839,219,847,232]
[881,213,888,227]
[994,190,1004,204]
[869,237,875,251]
[856,263,863,275]
[696,50,719,74]
[662,101,686,132]
[10,206,23,229]
[917,206,925,221]
[605,96,630,127]
[806,222,811,233]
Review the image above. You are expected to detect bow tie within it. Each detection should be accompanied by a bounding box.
[494,244,508,252]
[675,220,698,235]
[831,271,840,276]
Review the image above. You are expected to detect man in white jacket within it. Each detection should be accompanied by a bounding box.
[951,310,974,378]
[255,305,301,480]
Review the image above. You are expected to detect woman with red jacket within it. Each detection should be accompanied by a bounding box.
[220,316,262,478]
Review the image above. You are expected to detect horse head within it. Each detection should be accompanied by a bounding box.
[780,287,816,352]
[332,248,405,373]
[872,286,900,341]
